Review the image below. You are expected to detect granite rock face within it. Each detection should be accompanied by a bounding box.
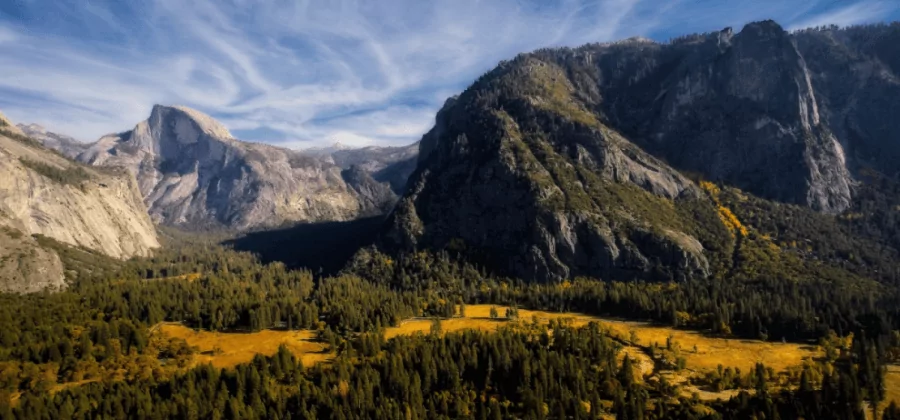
[72,105,396,230]
[384,20,899,283]
[521,20,860,214]
[792,24,900,180]
[0,117,160,292]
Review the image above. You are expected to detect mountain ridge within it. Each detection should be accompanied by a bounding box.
[64,105,399,230]
[383,20,900,283]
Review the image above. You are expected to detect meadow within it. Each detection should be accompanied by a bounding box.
[157,324,332,369]
[159,305,824,392]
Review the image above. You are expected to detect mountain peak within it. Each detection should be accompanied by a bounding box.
[740,20,787,39]
[17,123,47,134]
[149,104,233,140]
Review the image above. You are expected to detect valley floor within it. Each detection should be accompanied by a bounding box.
[154,304,823,403]
[21,301,896,414]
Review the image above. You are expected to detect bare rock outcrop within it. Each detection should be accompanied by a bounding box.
[0,118,160,292]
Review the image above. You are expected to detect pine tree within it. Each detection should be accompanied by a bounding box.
[430,318,443,336]
[885,401,900,420]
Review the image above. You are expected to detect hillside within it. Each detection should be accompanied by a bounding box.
[0,113,159,292]
[384,21,900,284]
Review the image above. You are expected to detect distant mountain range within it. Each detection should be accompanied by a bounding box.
[25,106,419,230]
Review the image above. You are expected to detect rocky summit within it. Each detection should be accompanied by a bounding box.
[384,21,900,283]
[71,105,397,230]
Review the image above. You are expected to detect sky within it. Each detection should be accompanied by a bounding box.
[0,0,898,149]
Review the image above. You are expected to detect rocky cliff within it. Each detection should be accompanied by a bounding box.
[515,20,862,214]
[384,20,900,283]
[73,105,396,230]
[793,24,900,179]
[0,118,160,292]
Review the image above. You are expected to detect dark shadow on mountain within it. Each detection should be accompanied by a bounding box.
[225,216,386,276]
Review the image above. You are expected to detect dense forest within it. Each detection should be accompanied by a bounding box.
[1,204,899,419]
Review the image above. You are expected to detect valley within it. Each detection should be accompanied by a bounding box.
[1,15,900,420]
[14,304,822,409]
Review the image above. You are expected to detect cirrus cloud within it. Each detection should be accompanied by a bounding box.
[0,0,897,148]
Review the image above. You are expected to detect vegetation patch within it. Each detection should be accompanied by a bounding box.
[0,129,43,149]
[157,324,332,369]
[596,318,820,374]
[18,158,91,187]
[700,181,748,237]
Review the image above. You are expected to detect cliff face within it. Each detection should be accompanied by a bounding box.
[0,120,160,292]
[793,24,900,180]
[521,21,859,214]
[384,21,900,283]
[74,105,396,230]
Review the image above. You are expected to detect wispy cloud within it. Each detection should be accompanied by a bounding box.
[787,0,896,30]
[0,0,897,147]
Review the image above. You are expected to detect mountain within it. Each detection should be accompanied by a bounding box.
[384,21,900,283]
[70,105,397,230]
[17,123,87,159]
[299,142,352,158]
[330,143,419,194]
[0,112,159,293]
[301,142,420,194]
[792,24,900,179]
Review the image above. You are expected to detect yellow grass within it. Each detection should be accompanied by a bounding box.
[888,365,900,404]
[385,317,505,339]
[620,346,655,380]
[876,365,900,418]
[112,272,202,286]
[386,305,818,374]
[385,305,818,376]
[154,304,819,393]
[597,319,819,374]
[51,379,99,394]
[150,272,202,282]
[13,304,824,409]
[158,324,332,369]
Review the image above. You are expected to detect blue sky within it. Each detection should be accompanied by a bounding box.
[0,0,898,148]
